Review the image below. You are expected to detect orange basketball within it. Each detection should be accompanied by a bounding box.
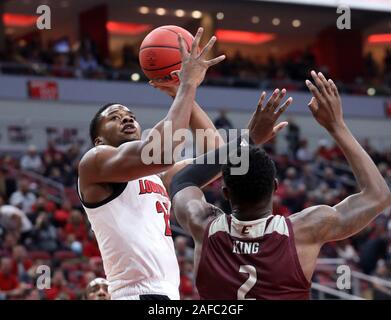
[139,25,194,84]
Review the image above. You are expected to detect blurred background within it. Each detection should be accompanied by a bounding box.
[0,0,391,300]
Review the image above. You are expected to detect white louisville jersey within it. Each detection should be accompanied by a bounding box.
[78,174,180,300]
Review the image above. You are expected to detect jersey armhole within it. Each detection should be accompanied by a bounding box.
[194,218,215,286]
[286,217,311,287]
[76,178,127,209]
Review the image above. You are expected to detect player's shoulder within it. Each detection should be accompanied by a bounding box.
[79,145,116,170]
[288,205,337,240]
[207,210,228,237]
[289,205,336,224]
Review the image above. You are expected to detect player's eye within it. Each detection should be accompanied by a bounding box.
[110,115,120,121]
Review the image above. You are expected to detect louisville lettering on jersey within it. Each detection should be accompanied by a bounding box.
[138,179,169,198]
[232,240,260,254]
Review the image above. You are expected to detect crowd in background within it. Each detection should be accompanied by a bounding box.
[1,37,391,95]
[0,114,391,300]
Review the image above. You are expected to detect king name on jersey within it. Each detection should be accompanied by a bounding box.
[232,240,260,254]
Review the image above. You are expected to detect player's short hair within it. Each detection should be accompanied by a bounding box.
[222,145,276,204]
[89,103,120,144]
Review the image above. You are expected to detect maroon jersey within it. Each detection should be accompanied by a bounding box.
[196,214,310,300]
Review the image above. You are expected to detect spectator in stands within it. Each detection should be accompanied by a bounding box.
[0,200,33,235]
[316,139,333,161]
[51,53,74,78]
[0,168,17,201]
[88,257,105,278]
[364,52,378,80]
[0,257,21,300]
[44,270,74,300]
[174,236,194,261]
[1,232,18,257]
[83,231,101,258]
[64,209,88,242]
[179,258,195,300]
[85,277,110,300]
[75,51,102,78]
[44,140,62,160]
[33,212,58,252]
[273,195,291,217]
[12,245,33,283]
[359,221,389,274]
[300,164,319,190]
[25,288,42,300]
[323,167,341,189]
[335,239,359,264]
[54,200,72,227]
[285,117,301,159]
[9,179,37,213]
[296,139,313,162]
[20,145,43,173]
[83,272,97,288]
[214,108,233,132]
[371,259,391,299]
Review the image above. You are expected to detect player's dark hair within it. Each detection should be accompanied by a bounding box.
[222,145,276,205]
[89,103,120,144]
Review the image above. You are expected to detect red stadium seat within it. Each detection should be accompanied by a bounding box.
[29,250,51,261]
[61,262,79,272]
[53,250,78,261]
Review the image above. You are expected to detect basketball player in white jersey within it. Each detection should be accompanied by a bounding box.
[77,28,226,300]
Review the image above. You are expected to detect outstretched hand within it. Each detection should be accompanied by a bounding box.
[247,88,293,145]
[174,27,226,88]
[305,70,345,132]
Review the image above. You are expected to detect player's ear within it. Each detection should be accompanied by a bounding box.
[222,186,230,201]
[94,137,103,146]
[274,178,279,192]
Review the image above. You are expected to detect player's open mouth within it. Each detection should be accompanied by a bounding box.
[122,125,137,134]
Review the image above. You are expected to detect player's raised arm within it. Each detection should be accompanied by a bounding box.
[79,28,225,184]
[291,71,391,244]
[149,83,226,192]
[170,89,292,242]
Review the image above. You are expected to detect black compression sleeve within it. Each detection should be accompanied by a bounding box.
[169,133,254,200]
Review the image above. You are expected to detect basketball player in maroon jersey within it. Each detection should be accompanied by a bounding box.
[169,71,391,299]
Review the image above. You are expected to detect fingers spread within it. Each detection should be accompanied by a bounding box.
[257,91,266,111]
[271,88,287,112]
[177,33,188,58]
[199,36,216,58]
[318,72,332,96]
[276,96,292,115]
[264,89,280,111]
[191,27,203,57]
[307,97,318,115]
[310,70,328,97]
[273,121,289,134]
[328,79,339,96]
[305,79,324,103]
[206,54,226,67]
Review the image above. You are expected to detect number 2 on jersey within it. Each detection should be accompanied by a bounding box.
[155,201,172,236]
[237,265,257,300]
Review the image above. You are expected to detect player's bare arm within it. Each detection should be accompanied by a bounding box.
[149,82,224,154]
[170,89,293,245]
[79,28,226,186]
[150,71,225,192]
[290,71,391,280]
